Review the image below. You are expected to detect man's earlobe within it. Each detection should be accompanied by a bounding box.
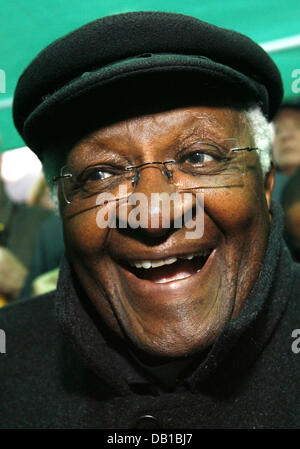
[265,163,275,210]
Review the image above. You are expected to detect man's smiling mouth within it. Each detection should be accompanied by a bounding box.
[118,250,213,284]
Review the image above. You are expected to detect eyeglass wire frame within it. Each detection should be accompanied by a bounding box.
[51,146,259,204]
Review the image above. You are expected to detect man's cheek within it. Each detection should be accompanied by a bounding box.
[205,188,261,233]
[63,212,109,256]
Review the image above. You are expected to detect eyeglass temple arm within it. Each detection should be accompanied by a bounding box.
[51,173,72,183]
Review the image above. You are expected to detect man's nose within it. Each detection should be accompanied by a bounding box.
[116,165,195,237]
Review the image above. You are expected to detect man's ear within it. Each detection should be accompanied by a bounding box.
[264,163,275,210]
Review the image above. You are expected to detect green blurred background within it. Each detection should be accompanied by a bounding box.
[0,0,300,152]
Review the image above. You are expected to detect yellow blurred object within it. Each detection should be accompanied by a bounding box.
[0,294,7,307]
[0,247,28,300]
[31,267,59,297]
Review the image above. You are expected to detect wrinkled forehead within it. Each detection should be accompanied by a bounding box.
[68,106,252,162]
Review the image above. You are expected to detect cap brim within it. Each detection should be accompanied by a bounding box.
[21,53,267,159]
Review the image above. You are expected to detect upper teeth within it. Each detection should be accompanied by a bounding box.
[129,250,211,269]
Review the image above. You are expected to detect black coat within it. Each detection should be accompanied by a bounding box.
[0,203,299,429]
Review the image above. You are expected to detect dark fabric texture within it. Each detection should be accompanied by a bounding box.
[271,170,289,204]
[281,167,300,209]
[0,202,299,429]
[12,11,283,159]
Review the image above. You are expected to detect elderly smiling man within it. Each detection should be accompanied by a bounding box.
[0,11,299,429]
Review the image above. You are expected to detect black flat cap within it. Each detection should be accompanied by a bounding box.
[13,11,283,160]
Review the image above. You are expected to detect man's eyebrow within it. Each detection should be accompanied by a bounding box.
[77,133,116,147]
[76,131,125,150]
[71,140,132,166]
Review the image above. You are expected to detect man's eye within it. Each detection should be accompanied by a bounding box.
[86,170,114,182]
[184,152,214,164]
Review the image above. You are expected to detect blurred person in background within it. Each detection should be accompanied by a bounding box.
[0,153,52,305]
[281,167,300,262]
[272,98,300,202]
[19,172,64,299]
[20,212,64,300]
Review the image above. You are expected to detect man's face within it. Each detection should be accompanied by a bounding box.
[273,108,300,173]
[61,106,273,360]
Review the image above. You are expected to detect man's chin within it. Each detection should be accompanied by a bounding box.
[110,279,235,362]
[124,323,224,362]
